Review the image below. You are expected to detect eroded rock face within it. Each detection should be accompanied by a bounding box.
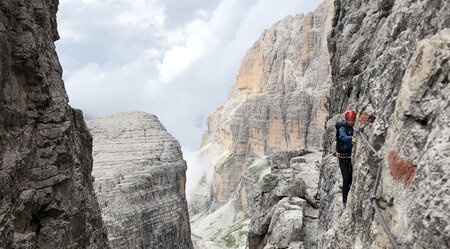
[248,150,321,249]
[87,112,193,249]
[318,0,450,248]
[190,2,333,248]
[0,0,109,248]
[196,0,333,213]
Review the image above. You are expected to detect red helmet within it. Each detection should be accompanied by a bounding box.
[344,109,357,120]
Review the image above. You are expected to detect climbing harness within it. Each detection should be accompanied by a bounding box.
[357,130,400,249]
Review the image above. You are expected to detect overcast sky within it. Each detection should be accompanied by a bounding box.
[56,0,323,152]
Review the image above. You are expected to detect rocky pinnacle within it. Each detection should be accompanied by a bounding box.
[87,112,193,249]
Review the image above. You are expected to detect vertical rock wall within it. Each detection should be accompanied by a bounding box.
[319,0,450,248]
[87,112,193,249]
[0,0,109,248]
[196,0,333,212]
[191,1,333,248]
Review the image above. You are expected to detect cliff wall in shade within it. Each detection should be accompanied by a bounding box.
[87,112,193,249]
[0,0,109,248]
[318,0,450,248]
[191,1,333,248]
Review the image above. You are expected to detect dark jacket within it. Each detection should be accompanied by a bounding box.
[337,124,354,157]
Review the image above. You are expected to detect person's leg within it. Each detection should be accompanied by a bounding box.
[339,157,351,205]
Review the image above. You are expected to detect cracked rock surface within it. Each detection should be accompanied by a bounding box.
[248,150,321,249]
[318,0,450,248]
[0,0,109,248]
[87,112,193,249]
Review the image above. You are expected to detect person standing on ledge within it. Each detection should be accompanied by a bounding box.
[335,109,356,208]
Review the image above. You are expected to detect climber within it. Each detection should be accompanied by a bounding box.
[335,109,356,208]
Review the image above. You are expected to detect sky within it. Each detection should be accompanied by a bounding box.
[56,0,323,152]
[56,0,323,199]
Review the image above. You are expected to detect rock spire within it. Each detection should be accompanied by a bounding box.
[87,112,193,249]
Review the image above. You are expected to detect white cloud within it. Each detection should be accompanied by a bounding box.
[57,0,323,150]
[58,29,89,43]
[184,144,223,201]
[157,0,257,82]
[64,55,161,117]
[144,48,162,59]
[195,9,212,19]
[81,0,96,4]
[158,20,216,82]
[166,31,186,46]
[114,1,165,30]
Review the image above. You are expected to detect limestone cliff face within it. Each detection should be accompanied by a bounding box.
[0,0,109,248]
[319,0,450,248]
[191,1,333,248]
[197,0,333,211]
[87,112,193,249]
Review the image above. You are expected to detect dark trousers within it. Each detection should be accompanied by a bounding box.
[338,157,353,204]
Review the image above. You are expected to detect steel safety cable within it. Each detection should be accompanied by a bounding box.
[356,129,400,249]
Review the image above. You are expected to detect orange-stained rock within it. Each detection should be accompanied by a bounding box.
[236,45,264,96]
[388,152,416,184]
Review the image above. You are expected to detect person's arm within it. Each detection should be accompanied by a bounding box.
[339,126,352,142]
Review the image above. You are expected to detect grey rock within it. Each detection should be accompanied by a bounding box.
[248,151,322,249]
[291,157,306,164]
[319,0,450,248]
[260,174,279,193]
[0,0,109,248]
[266,197,305,248]
[87,112,193,249]
[275,177,308,199]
